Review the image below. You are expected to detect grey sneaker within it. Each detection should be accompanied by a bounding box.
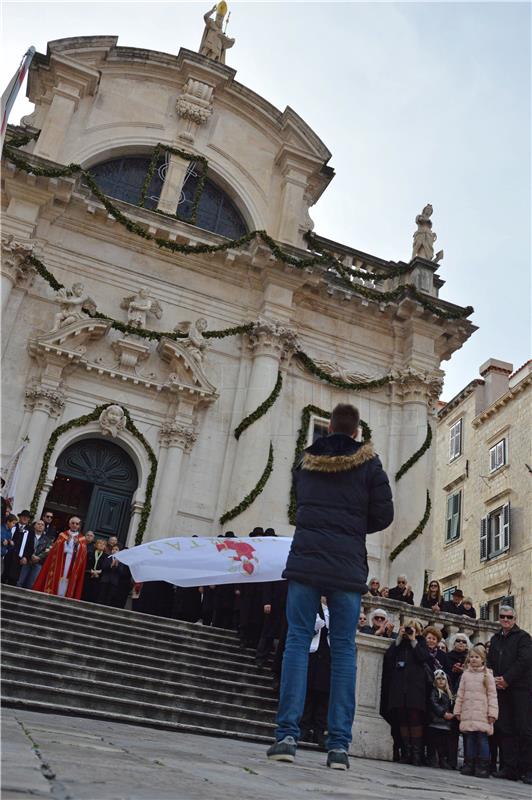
[267,736,297,763]
[327,749,349,770]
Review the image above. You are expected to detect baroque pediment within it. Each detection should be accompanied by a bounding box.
[28,321,218,401]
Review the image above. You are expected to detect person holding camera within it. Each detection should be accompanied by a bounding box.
[380,618,430,766]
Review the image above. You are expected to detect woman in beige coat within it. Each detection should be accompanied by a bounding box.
[454,645,498,778]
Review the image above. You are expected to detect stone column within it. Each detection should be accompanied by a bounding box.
[1,237,35,315]
[156,155,190,216]
[148,422,197,540]
[224,318,298,532]
[276,166,308,246]
[15,385,65,510]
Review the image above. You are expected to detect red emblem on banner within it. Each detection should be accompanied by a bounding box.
[216,539,258,575]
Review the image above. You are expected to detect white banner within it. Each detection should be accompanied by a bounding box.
[114,536,292,587]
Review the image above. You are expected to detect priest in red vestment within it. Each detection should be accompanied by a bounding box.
[32,516,88,599]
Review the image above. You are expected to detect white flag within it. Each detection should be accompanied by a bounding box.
[1,47,36,145]
[2,440,28,510]
[114,536,292,587]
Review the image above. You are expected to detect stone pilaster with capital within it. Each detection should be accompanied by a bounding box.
[389,366,443,407]
[246,317,299,362]
[24,383,66,418]
[159,422,197,453]
[1,237,36,290]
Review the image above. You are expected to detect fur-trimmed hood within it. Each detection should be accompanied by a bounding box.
[302,436,376,474]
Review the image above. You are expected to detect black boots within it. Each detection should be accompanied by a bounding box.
[460,758,475,776]
[411,745,423,767]
[475,760,490,779]
[399,744,412,764]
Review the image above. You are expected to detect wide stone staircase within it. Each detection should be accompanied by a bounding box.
[1,585,278,743]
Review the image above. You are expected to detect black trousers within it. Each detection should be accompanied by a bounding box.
[301,689,329,735]
[496,689,532,775]
[428,728,450,762]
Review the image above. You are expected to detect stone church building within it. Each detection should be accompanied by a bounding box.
[1,18,474,598]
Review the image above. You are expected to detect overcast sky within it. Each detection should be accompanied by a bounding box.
[2,1,530,399]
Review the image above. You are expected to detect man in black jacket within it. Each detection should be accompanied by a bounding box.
[487,606,532,784]
[267,403,393,770]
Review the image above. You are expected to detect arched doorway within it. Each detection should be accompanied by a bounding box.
[44,438,138,545]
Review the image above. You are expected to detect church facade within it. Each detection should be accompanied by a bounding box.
[1,27,474,597]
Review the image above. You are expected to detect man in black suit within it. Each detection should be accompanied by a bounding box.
[443,588,465,616]
[18,520,53,588]
[4,511,34,586]
[41,510,58,541]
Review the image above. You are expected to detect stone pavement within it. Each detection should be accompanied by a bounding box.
[2,709,530,800]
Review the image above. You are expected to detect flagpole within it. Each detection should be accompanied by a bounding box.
[1,46,36,149]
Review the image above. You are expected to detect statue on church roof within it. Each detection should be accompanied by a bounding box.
[199,3,235,64]
[412,204,440,262]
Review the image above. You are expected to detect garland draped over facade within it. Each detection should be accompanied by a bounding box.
[395,422,433,482]
[234,371,283,440]
[389,490,431,562]
[288,405,372,525]
[29,405,157,546]
[3,146,474,320]
[219,442,274,525]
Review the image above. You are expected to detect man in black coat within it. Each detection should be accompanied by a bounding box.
[41,511,58,542]
[388,576,415,605]
[3,510,34,586]
[443,588,465,615]
[487,605,532,784]
[267,403,393,769]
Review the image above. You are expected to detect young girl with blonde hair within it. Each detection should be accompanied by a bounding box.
[427,670,454,769]
[454,644,498,778]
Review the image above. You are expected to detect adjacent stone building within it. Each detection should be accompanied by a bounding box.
[431,359,531,631]
[1,21,474,599]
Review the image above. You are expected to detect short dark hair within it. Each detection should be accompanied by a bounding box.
[330,404,360,435]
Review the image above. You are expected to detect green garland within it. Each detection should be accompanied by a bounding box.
[395,422,433,482]
[304,231,423,279]
[389,490,431,562]
[234,370,283,440]
[219,442,274,525]
[29,404,157,546]
[4,147,474,320]
[295,351,394,391]
[138,143,208,225]
[288,405,371,524]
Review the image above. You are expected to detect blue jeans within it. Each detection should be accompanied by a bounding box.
[275,580,361,751]
[17,563,42,589]
[464,731,490,761]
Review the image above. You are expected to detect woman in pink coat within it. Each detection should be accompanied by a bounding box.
[454,645,498,779]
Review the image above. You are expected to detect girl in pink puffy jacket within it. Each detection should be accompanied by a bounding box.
[454,645,498,779]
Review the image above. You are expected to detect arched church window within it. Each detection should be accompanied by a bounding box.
[89,156,164,210]
[179,167,247,239]
[88,155,248,238]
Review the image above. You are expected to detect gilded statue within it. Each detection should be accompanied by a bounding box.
[199,3,235,64]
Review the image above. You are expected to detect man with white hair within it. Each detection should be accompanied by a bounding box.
[487,605,532,784]
[388,575,414,605]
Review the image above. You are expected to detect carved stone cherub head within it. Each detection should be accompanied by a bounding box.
[99,405,126,438]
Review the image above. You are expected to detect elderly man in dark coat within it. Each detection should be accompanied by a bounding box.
[267,403,393,770]
[487,605,532,784]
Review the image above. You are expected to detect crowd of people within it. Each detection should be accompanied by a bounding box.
[1,509,131,607]
[1,504,531,783]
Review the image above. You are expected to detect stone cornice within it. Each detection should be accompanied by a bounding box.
[472,374,531,428]
[438,379,484,421]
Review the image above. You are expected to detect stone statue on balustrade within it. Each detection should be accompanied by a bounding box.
[121,288,162,329]
[51,283,96,331]
[199,3,235,64]
[411,204,443,263]
[174,318,209,364]
[99,405,126,438]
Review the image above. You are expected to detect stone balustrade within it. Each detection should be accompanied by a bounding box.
[360,595,499,643]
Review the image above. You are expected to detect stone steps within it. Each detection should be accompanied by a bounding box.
[1,585,282,744]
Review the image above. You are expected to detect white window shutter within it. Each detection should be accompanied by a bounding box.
[480,516,489,561]
[490,446,496,472]
[502,502,511,551]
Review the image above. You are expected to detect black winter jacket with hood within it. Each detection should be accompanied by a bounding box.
[283,433,393,593]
